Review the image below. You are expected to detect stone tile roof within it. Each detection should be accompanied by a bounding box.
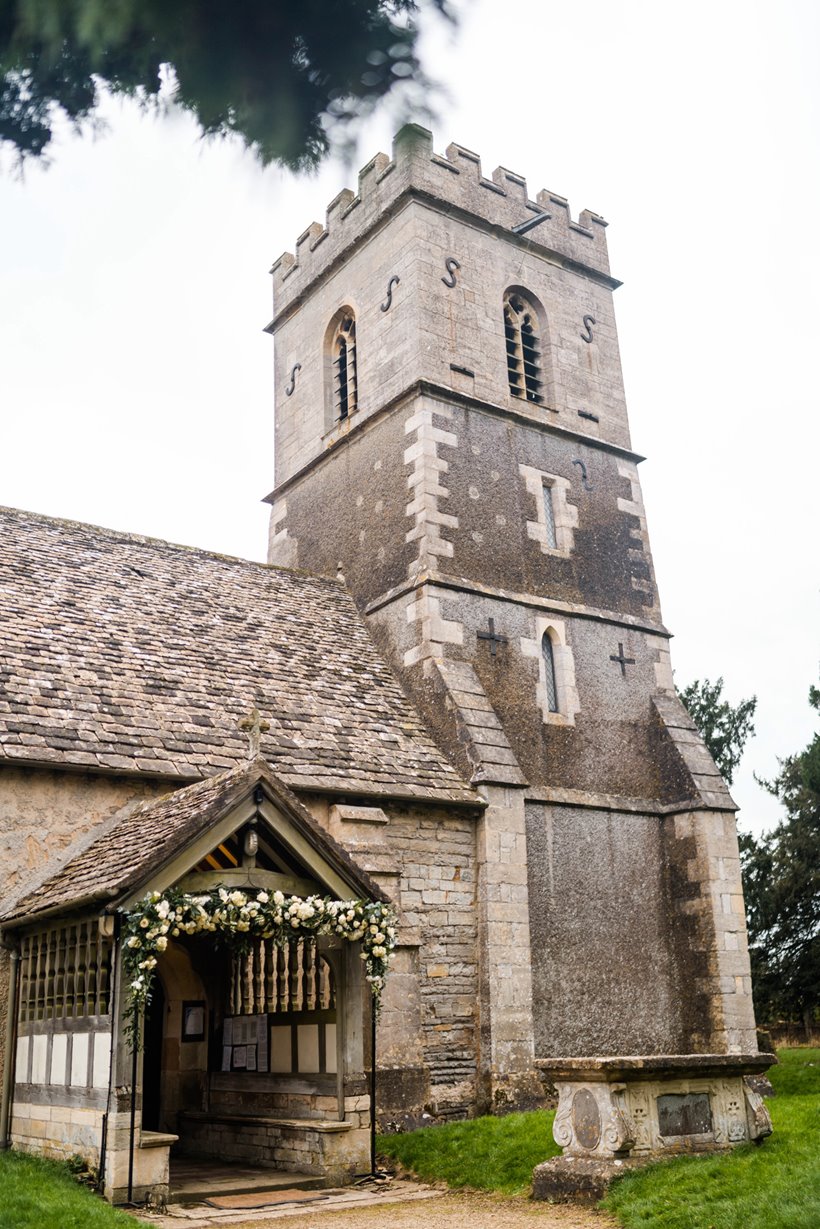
[1,758,389,925]
[0,507,477,804]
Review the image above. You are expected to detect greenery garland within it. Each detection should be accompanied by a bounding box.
[120,886,398,1040]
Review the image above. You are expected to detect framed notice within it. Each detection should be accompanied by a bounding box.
[181,1001,206,1042]
[233,1045,247,1069]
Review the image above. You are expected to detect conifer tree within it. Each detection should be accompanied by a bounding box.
[0,0,448,168]
[740,686,820,1029]
[677,676,757,785]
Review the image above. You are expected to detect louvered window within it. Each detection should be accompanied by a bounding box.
[332,316,358,420]
[542,633,559,713]
[504,292,543,404]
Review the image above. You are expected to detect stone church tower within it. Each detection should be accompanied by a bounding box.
[267,126,769,1163]
[0,126,773,1199]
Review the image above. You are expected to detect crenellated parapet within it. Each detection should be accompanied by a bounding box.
[270,124,612,315]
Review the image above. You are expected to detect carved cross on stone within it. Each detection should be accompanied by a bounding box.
[238,707,270,759]
[477,617,508,658]
[610,642,636,677]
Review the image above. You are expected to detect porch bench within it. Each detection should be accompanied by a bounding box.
[178,1110,369,1183]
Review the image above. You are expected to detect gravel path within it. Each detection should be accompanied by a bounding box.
[225,1190,617,1229]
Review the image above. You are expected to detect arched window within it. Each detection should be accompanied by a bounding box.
[504,291,543,404]
[331,314,358,421]
[542,632,559,713]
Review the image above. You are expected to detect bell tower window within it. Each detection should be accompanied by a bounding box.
[332,315,358,421]
[504,291,543,404]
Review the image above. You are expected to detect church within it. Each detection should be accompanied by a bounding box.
[0,126,772,1204]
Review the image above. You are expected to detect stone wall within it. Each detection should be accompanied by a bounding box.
[10,1102,104,1164]
[526,802,689,1056]
[310,795,481,1121]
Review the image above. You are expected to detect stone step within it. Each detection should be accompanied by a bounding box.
[169,1160,327,1203]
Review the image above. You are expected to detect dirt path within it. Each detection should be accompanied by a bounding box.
[225,1190,618,1229]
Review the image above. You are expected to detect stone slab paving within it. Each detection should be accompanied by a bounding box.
[136,1184,617,1229]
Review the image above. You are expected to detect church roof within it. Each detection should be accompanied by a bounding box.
[0,507,478,804]
[0,758,389,926]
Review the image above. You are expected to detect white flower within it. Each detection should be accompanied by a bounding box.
[139,917,149,929]
[257,891,269,904]
[156,900,171,919]
[219,888,229,903]
[155,936,168,951]
[229,890,246,906]
[273,891,285,906]
[127,936,141,948]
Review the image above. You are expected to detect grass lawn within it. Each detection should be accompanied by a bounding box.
[378,1049,820,1228]
[0,1151,139,1229]
[378,1107,560,1194]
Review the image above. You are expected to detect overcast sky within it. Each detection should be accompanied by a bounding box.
[1,0,817,833]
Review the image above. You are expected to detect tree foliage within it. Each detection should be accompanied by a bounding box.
[0,0,449,168]
[740,685,820,1026]
[676,676,757,785]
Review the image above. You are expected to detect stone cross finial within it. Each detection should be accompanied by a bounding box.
[238,707,270,759]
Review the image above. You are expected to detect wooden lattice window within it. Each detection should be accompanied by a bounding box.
[542,633,559,714]
[332,315,358,421]
[18,920,112,1022]
[226,939,337,1074]
[229,938,335,1017]
[504,292,543,404]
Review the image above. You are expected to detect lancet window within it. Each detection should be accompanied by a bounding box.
[504,291,543,404]
[542,632,559,713]
[331,314,358,421]
[543,483,558,549]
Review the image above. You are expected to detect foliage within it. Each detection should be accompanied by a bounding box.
[0,1151,137,1229]
[0,0,450,168]
[603,1049,820,1229]
[378,1109,559,1194]
[676,676,757,785]
[121,885,397,1042]
[740,685,820,1027]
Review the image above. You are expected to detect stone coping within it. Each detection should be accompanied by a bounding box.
[535,1053,777,1081]
[140,1131,179,1149]
[180,1111,352,1133]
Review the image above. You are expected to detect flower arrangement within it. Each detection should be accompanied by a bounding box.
[120,886,398,1040]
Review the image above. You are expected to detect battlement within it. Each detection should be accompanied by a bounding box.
[270,125,612,318]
